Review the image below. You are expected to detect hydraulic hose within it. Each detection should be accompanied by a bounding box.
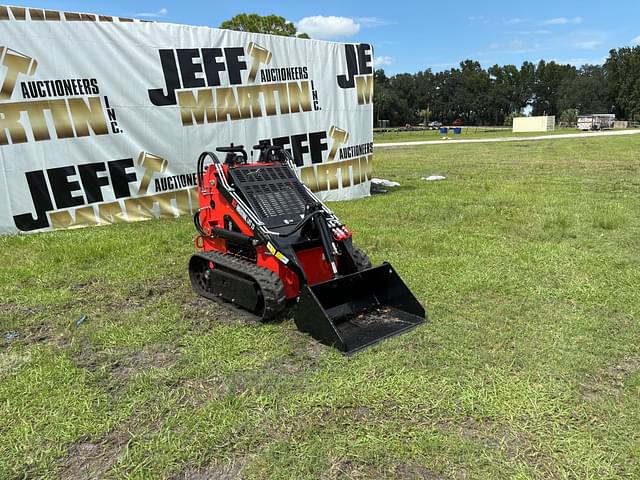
[271,210,325,237]
[197,151,220,187]
[193,210,208,237]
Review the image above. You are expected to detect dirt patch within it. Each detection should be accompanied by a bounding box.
[304,338,328,357]
[285,326,328,360]
[71,277,184,298]
[69,278,101,294]
[437,417,556,476]
[57,430,129,480]
[229,345,321,397]
[180,295,253,327]
[24,323,68,345]
[172,459,248,480]
[323,458,443,480]
[0,349,32,379]
[580,356,640,401]
[0,322,70,350]
[449,418,520,460]
[178,376,231,407]
[0,302,45,317]
[70,276,185,314]
[343,306,412,327]
[135,277,185,300]
[351,406,370,421]
[74,344,181,386]
[605,357,640,378]
[391,463,446,479]
[111,347,178,380]
[322,458,377,479]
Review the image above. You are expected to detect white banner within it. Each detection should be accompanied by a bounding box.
[0,5,374,234]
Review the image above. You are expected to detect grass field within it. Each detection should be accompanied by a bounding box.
[373,127,612,143]
[2,135,640,479]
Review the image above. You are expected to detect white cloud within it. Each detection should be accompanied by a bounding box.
[557,57,607,66]
[632,35,640,45]
[517,30,551,35]
[505,18,529,25]
[483,39,540,55]
[491,40,527,51]
[356,16,393,28]
[468,15,489,24]
[573,40,603,49]
[543,16,583,25]
[373,55,393,66]
[429,61,459,70]
[296,16,360,39]
[135,7,167,18]
[565,31,606,50]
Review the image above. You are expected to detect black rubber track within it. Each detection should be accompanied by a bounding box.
[189,251,286,321]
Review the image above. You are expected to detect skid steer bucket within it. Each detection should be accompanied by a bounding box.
[295,263,426,354]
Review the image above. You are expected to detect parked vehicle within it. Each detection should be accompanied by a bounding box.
[189,143,426,354]
[577,114,615,131]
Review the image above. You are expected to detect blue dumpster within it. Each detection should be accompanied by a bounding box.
[439,127,448,134]
[453,127,462,134]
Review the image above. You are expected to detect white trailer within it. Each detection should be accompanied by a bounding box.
[577,114,615,131]
[512,115,555,133]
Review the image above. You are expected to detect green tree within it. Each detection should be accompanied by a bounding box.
[503,111,522,127]
[418,108,431,126]
[433,68,463,124]
[605,46,640,120]
[374,69,413,126]
[457,60,491,124]
[220,13,309,38]
[558,65,610,113]
[559,108,578,126]
[486,64,531,125]
[531,60,577,116]
[367,51,640,127]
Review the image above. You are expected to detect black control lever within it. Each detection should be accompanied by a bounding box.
[252,144,283,151]
[252,144,284,163]
[216,144,246,153]
[215,144,247,164]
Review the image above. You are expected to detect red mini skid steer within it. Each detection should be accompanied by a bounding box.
[189,144,426,354]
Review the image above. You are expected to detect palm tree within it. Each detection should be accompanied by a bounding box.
[418,108,431,126]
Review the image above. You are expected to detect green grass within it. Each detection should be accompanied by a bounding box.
[2,135,640,479]
[373,127,624,143]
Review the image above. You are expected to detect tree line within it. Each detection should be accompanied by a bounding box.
[217,13,640,127]
[376,46,640,126]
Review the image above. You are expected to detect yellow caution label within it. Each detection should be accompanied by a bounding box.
[266,242,289,264]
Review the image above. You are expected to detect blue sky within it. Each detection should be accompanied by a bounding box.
[17,0,640,74]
